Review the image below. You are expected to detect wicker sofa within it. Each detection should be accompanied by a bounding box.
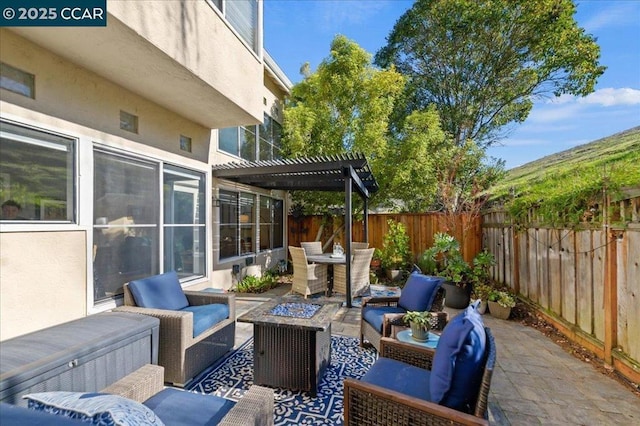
[344,327,496,426]
[360,274,449,351]
[115,271,235,386]
[17,364,273,426]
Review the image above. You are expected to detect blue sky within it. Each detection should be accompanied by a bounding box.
[264,0,640,169]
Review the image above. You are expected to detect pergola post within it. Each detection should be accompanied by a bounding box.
[344,166,353,308]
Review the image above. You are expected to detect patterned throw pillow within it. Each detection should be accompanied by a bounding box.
[24,392,164,426]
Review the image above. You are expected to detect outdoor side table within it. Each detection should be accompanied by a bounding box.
[396,329,440,349]
[237,298,339,396]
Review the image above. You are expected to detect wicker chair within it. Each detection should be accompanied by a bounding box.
[351,242,369,250]
[300,241,323,255]
[115,275,235,387]
[333,248,375,298]
[289,246,328,298]
[344,328,496,426]
[102,364,274,426]
[360,278,448,352]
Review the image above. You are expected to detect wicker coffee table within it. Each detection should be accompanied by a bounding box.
[237,298,339,396]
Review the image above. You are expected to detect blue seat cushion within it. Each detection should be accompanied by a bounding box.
[361,357,431,401]
[430,302,486,412]
[24,391,164,425]
[144,388,235,426]
[398,274,444,312]
[180,304,230,337]
[362,305,406,333]
[128,271,189,310]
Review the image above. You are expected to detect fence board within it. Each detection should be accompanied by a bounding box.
[593,231,606,342]
[518,231,529,298]
[619,231,640,361]
[549,229,562,314]
[576,231,594,335]
[527,229,540,304]
[538,229,550,309]
[561,230,576,324]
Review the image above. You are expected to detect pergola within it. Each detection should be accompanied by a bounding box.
[212,153,379,307]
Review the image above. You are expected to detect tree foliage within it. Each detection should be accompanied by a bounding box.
[375,0,606,147]
[282,35,405,212]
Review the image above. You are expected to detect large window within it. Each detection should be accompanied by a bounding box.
[219,113,281,161]
[93,150,159,301]
[259,196,283,251]
[0,121,75,222]
[93,150,206,302]
[208,0,259,53]
[163,165,206,278]
[220,190,255,258]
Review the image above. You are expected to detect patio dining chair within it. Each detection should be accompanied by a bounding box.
[289,246,328,298]
[300,241,323,255]
[333,248,375,298]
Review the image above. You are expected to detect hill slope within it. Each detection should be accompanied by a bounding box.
[489,126,640,225]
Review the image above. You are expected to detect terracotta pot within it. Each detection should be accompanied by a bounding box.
[488,300,511,320]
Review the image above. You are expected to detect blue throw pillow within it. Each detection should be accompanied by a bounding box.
[398,274,444,312]
[24,392,164,426]
[429,302,486,412]
[128,271,189,310]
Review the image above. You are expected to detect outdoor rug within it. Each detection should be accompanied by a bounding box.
[188,335,377,425]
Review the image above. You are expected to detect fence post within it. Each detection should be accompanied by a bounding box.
[603,228,618,365]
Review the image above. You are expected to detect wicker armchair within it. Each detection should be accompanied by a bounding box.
[360,279,448,351]
[344,328,496,426]
[102,364,274,426]
[115,276,235,387]
[289,246,328,298]
[333,248,375,298]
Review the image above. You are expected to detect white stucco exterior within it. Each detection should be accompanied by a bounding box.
[0,0,291,340]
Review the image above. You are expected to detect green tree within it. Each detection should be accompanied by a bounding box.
[375,0,605,147]
[282,35,405,212]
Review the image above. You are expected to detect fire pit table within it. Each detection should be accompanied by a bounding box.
[237,298,340,396]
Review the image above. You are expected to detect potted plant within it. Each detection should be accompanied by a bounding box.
[472,283,493,314]
[418,233,472,308]
[403,311,432,342]
[488,290,516,320]
[380,219,410,281]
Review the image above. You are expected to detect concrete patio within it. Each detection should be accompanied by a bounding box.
[233,285,640,425]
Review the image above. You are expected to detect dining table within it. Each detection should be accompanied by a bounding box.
[305,253,347,296]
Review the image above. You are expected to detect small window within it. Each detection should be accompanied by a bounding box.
[0,121,75,222]
[180,135,192,152]
[120,110,138,134]
[0,62,35,98]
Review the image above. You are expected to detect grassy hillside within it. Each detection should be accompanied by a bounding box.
[488,126,640,226]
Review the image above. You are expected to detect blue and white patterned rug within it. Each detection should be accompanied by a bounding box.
[188,335,376,425]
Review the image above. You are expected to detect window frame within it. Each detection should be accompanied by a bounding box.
[0,119,77,224]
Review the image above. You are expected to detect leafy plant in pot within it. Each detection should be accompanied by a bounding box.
[403,311,432,342]
[488,290,516,320]
[380,219,410,281]
[418,233,472,308]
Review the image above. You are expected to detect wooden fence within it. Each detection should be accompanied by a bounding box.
[482,192,640,385]
[288,212,482,263]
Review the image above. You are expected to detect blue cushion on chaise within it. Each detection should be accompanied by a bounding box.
[360,357,432,401]
[362,306,406,333]
[398,273,444,312]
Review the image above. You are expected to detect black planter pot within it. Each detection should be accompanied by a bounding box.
[442,282,472,309]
